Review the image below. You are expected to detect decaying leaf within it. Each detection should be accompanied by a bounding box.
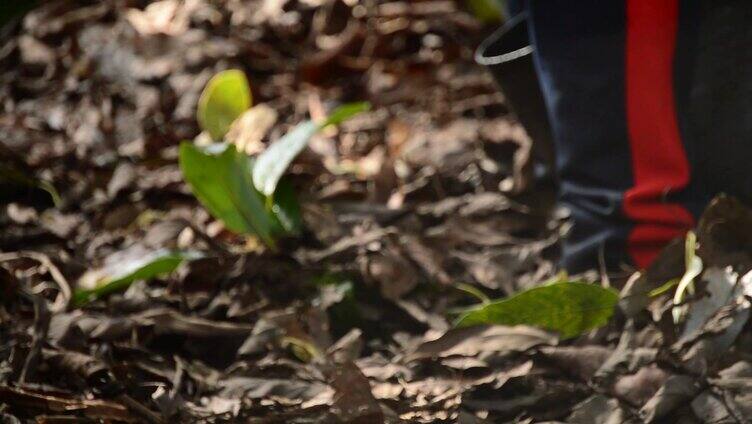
[226,104,278,155]
[125,0,200,36]
[0,386,133,422]
[408,325,557,361]
[323,360,384,423]
[568,395,629,424]
[639,375,700,422]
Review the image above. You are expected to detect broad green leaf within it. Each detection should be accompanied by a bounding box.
[252,102,371,197]
[179,142,300,244]
[456,282,619,339]
[198,70,252,140]
[73,248,202,306]
[179,142,277,247]
[673,231,703,323]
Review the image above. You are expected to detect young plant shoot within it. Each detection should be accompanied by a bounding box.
[180,70,369,248]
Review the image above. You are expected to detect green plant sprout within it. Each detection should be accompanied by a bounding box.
[180,69,369,248]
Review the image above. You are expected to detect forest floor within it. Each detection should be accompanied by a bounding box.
[3,1,752,423]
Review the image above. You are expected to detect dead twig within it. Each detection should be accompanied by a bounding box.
[0,385,135,422]
[117,394,165,424]
[18,290,50,385]
[0,251,72,313]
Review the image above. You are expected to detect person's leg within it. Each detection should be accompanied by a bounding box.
[527,0,634,272]
[527,0,695,272]
[621,0,695,267]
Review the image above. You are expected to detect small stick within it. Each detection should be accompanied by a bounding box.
[0,251,72,312]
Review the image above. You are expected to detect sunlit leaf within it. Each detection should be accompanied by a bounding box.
[281,337,321,362]
[253,121,318,197]
[681,267,742,340]
[252,102,370,197]
[673,231,703,323]
[73,248,202,306]
[197,70,252,141]
[456,282,619,339]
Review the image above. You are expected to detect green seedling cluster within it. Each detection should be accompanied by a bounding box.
[181,69,369,248]
[73,70,368,306]
[180,71,624,341]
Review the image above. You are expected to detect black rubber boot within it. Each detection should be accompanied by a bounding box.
[476,14,556,181]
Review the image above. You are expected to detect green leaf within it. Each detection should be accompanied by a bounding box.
[456,282,619,339]
[320,102,371,128]
[269,179,302,235]
[281,336,322,362]
[648,278,680,298]
[253,102,370,197]
[37,180,62,207]
[466,0,503,23]
[179,142,278,246]
[252,121,317,197]
[455,283,491,305]
[179,142,300,245]
[673,231,703,323]
[197,70,252,140]
[73,249,202,306]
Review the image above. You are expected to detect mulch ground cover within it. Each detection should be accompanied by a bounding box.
[2,1,752,423]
